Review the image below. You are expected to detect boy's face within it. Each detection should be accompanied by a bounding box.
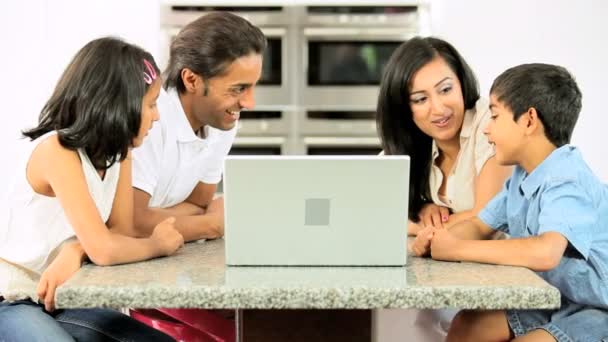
[485,94,527,165]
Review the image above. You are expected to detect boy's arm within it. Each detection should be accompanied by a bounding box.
[412,217,494,257]
[430,229,568,272]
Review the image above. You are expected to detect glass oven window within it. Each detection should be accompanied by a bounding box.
[307,147,382,155]
[229,146,282,155]
[308,41,401,86]
[259,38,282,85]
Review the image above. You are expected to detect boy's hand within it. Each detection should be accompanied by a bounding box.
[150,217,184,256]
[37,241,85,312]
[418,203,450,229]
[408,221,424,236]
[430,227,461,261]
[412,226,435,257]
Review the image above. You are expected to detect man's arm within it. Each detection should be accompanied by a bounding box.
[185,182,216,209]
[133,185,223,242]
[430,228,568,272]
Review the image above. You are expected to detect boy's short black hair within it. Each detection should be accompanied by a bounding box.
[490,63,582,147]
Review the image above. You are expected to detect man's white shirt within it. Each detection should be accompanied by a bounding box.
[132,88,237,208]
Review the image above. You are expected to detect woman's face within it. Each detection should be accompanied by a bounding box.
[408,57,466,143]
[133,78,161,147]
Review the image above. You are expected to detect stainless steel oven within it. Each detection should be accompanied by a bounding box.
[301,6,420,109]
[304,137,382,156]
[161,4,430,156]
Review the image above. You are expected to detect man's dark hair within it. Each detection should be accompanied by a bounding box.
[164,11,267,93]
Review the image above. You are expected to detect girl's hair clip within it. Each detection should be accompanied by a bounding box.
[143,59,157,85]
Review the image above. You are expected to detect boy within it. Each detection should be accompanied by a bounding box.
[413,63,608,341]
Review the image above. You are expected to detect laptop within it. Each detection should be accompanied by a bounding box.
[223,156,409,266]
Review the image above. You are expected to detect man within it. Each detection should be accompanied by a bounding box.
[132,12,266,241]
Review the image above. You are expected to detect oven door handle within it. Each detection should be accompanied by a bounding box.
[303,27,412,40]
[303,137,381,146]
[234,137,286,146]
[261,27,286,37]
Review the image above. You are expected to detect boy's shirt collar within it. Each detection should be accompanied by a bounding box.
[520,145,576,199]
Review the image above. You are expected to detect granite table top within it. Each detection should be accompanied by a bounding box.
[55,238,560,310]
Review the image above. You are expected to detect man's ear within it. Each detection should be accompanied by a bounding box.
[181,68,202,94]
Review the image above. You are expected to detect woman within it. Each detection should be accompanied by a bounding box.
[378,36,511,235]
[376,36,512,340]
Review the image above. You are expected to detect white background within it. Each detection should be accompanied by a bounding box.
[0,1,606,340]
[0,0,606,188]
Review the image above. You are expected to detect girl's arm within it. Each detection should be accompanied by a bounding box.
[444,157,512,228]
[30,136,183,266]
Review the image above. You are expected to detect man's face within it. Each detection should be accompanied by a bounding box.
[485,94,526,165]
[193,53,262,131]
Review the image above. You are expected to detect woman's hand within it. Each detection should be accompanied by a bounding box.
[37,241,86,312]
[418,203,450,229]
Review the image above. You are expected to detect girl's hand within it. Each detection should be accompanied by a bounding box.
[150,217,184,256]
[37,241,85,312]
[418,203,450,229]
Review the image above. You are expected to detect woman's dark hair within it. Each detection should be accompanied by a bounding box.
[376,37,479,220]
[164,11,267,93]
[22,36,160,171]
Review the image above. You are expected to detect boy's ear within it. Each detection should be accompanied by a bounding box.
[180,68,202,94]
[521,107,542,136]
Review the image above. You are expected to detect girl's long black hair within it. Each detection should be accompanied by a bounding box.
[23,37,161,170]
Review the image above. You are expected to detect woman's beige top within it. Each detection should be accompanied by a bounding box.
[429,97,495,213]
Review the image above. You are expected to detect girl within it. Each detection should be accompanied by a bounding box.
[0,37,183,341]
[376,37,512,340]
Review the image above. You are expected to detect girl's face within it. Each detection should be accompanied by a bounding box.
[133,78,161,147]
[408,57,466,144]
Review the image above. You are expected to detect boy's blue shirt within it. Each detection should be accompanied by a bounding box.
[479,145,608,309]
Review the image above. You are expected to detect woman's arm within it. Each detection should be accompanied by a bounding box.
[444,157,512,229]
[30,137,183,266]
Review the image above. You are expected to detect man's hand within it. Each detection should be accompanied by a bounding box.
[418,203,450,229]
[37,241,85,312]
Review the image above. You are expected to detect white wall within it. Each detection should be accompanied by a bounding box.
[0,0,160,186]
[430,0,608,181]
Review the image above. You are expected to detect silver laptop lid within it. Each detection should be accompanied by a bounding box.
[224,156,409,266]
